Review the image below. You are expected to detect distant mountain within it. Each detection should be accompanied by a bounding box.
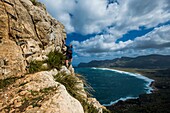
[78,54,170,69]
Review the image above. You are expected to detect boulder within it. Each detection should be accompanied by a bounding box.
[0,70,84,113]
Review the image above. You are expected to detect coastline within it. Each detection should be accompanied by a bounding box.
[109,67,158,93]
[106,67,170,113]
[76,67,170,112]
[92,67,156,106]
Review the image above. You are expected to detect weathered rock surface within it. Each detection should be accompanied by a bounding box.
[0,70,84,113]
[0,0,106,113]
[0,0,66,79]
[0,0,27,79]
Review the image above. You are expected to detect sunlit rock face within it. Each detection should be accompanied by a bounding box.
[0,0,105,113]
[0,0,66,80]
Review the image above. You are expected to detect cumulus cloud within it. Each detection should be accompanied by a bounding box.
[38,0,119,34]
[38,0,170,64]
[128,25,170,49]
[39,0,170,35]
[73,47,170,65]
[107,0,170,38]
[71,34,133,56]
[72,25,170,59]
[70,0,117,34]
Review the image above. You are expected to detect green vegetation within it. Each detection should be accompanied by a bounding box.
[76,74,94,97]
[103,108,112,113]
[46,51,65,70]
[0,49,110,112]
[54,72,110,113]
[81,99,100,113]
[54,73,85,98]
[28,60,44,73]
[28,51,65,73]
[3,87,58,112]
[21,87,57,110]
[30,0,37,5]
[0,84,57,112]
[0,76,23,89]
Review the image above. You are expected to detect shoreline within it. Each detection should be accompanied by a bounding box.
[106,67,170,112]
[109,67,158,93]
[91,67,156,106]
[108,68,158,102]
[99,68,158,106]
[77,67,170,112]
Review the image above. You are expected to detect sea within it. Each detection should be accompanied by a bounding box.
[75,67,154,106]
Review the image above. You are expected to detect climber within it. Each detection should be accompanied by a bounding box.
[65,44,73,68]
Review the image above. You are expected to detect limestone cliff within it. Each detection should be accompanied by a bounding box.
[0,0,66,79]
[0,0,107,113]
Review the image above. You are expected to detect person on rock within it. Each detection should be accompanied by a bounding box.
[65,44,73,68]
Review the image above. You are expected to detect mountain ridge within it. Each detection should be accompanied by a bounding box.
[78,54,170,69]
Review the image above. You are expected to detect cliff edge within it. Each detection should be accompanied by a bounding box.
[0,0,107,113]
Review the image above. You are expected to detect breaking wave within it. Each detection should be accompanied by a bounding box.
[91,67,154,105]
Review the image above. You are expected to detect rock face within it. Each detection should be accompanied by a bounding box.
[0,0,66,80]
[0,70,84,113]
[0,0,105,113]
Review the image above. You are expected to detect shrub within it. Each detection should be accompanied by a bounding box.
[53,72,103,112]
[31,0,37,5]
[54,72,80,97]
[28,51,65,73]
[81,99,100,113]
[29,60,43,73]
[0,77,22,89]
[46,51,65,70]
[16,87,58,112]
[75,73,94,97]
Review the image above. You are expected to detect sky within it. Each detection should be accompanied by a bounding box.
[38,0,170,65]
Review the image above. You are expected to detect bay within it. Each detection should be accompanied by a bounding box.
[75,67,153,106]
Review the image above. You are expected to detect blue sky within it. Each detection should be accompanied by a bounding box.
[38,0,170,65]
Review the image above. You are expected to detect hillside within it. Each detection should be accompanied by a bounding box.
[78,54,170,69]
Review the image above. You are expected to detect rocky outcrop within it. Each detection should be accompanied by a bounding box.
[0,69,84,113]
[0,0,66,80]
[0,0,106,113]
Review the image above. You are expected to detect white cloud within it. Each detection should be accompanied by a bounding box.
[128,25,170,49]
[107,0,170,37]
[71,0,118,34]
[73,47,170,65]
[71,34,133,56]
[71,24,170,64]
[39,0,170,36]
[38,0,170,65]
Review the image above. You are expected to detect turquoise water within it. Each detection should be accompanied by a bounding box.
[75,67,153,105]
